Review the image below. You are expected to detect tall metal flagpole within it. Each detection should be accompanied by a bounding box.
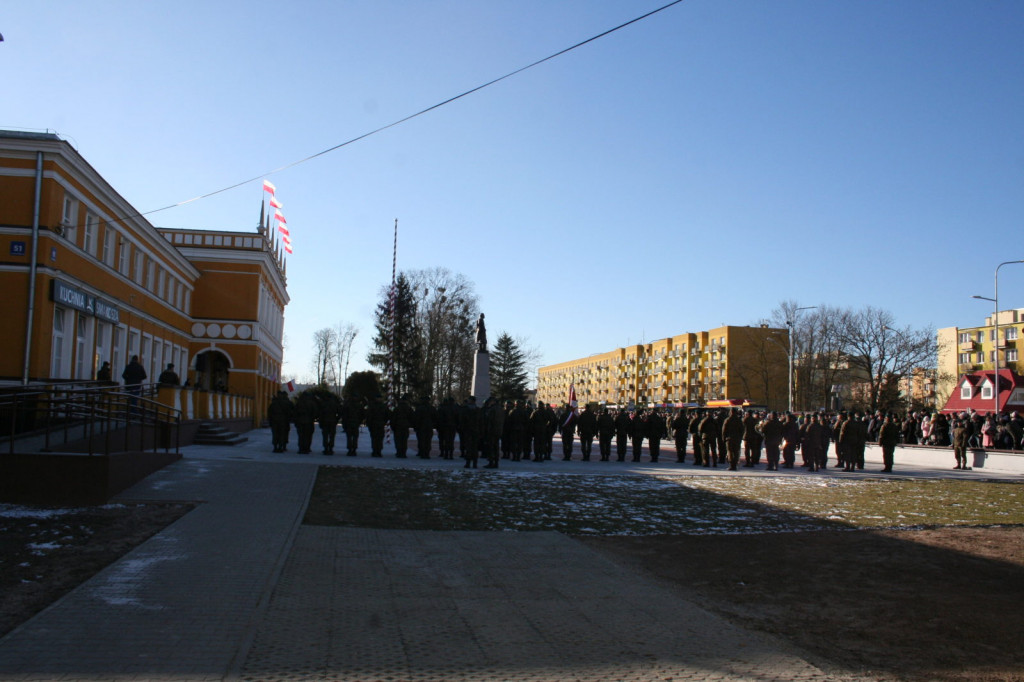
[386,219,398,443]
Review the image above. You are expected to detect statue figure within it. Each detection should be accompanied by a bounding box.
[475,313,487,352]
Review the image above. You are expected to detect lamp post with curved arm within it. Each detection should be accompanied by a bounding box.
[973,259,1024,416]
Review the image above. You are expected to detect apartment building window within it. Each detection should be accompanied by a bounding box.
[119,240,131,275]
[61,195,78,242]
[959,353,971,364]
[83,213,98,256]
[958,332,971,343]
[961,384,972,400]
[977,352,985,363]
[101,229,114,266]
[991,329,997,341]
[991,351,996,362]
[112,327,123,376]
[75,314,94,379]
[977,331,984,343]
[1007,349,1019,362]
[982,384,993,400]
[95,322,111,375]
[1006,327,1019,341]
[51,307,70,378]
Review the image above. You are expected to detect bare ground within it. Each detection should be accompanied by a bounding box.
[581,527,1024,682]
[0,502,194,639]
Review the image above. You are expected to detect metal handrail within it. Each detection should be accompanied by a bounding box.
[1,383,180,456]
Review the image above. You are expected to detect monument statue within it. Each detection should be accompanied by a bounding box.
[475,313,487,352]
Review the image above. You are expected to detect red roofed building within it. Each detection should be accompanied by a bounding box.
[940,369,1024,416]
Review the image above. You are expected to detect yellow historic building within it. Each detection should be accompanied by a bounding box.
[537,325,789,410]
[0,130,288,425]
[937,308,1024,407]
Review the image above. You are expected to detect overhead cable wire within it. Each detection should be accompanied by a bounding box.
[134,0,685,220]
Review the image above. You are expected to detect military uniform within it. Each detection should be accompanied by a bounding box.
[630,411,646,462]
[365,396,389,457]
[341,398,365,456]
[559,406,577,461]
[576,405,598,461]
[318,391,341,455]
[597,409,616,461]
[877,416,900,472]
[721,409,744,470]
[742,412,762,467]
[293,392,318,454]
[529,404,551,462]
[483,397,505,468]
[414,397,435,458]
[458,397,480,468]
[698,412,719,467]
[760,413,783,471]
[267,391,294,453]
[436,397,458,459]
[646,409,667,463]
[688,411,703,465]
[671,411,689,463]
[614,410,632,461]
[390,396,415,458]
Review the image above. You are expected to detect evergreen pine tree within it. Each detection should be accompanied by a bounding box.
[367,274,424,399]
[489,332,529,401]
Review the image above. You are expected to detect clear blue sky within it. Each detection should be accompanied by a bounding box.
[5,1,1023,384]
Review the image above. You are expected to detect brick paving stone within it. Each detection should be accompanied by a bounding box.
[238,527,872,682]
[0,457,318,682]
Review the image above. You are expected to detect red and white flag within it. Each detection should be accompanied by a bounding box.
[274,210,287,224]
[277,224,290,237]
[269,196,283,209]
[285,379,295,393]
[283,243,293,254]
[262,179,276,195]
[563,383,578,426]
[281,233,292,245]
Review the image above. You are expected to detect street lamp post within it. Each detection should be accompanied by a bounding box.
[973,259,1024,416]
[786,307,817,413]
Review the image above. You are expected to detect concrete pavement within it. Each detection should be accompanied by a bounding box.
[0,427,1016,681]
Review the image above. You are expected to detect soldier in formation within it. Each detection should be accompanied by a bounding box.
[267,390,294,453]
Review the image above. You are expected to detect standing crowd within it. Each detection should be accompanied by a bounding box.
[265,390,1022,473]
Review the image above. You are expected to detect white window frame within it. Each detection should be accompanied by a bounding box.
[101,228,114,265]
[1006,327,1019,341]
[960,384,972,400]
[83,213,97,256]
[61,195,78,243]
[134,251,144,284]
[51,306,71,378]
[118,240,131,275]
[75,314,95,380]
[1007,349,1019,362]
[112,326,123,377]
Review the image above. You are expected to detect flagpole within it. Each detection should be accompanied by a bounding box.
[385,219,398,445]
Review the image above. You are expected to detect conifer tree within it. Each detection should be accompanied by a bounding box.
[489,332,529,401]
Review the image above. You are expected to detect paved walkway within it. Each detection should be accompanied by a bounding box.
[0,427,1015,681]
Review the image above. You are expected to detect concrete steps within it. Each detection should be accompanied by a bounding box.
[193,422,248,446]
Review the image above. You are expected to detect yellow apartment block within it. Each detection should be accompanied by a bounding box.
[537,325,790,410]
[937,308,1024,407]
[0,130,288,425]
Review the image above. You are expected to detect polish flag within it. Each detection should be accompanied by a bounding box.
[277,224,290,237]
[283,243,293,254]
[269,196,283,209]
[262,179,276,195]
[274,210,287,224]
[281,234,292,245]
[563,383,578,427]
[285,379,295,393]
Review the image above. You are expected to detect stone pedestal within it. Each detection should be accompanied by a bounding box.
[472,351,490,402]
